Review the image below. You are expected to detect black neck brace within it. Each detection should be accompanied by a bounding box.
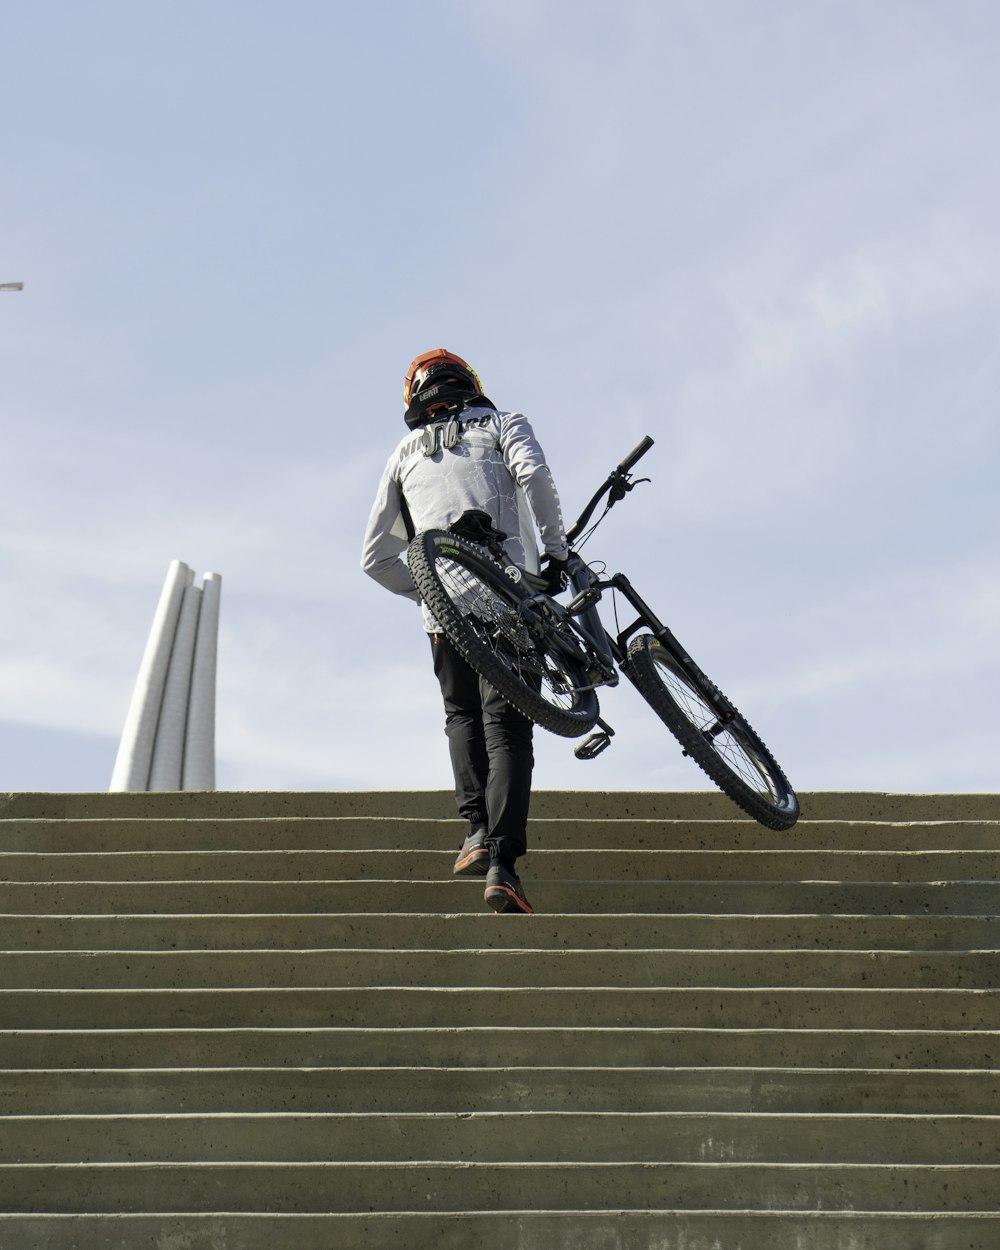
[403,392,497,430]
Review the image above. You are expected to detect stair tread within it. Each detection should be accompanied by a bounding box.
[1,788,996,1232]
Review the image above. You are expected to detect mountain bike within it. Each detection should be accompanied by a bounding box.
[407,436,799,831]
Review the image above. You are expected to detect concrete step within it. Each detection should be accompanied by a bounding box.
[0,787,994,1243]
[4,816,998,852]
[3,790,996,821]
[3,1211,999,1250]
[0,1066,995,1115]
[1,1027,994,1071]
[4,911,998,951]
[3,847,996,882]
[4,986,997,1030]
[1,1159,997,1213]
[2,879,995,914]
[4,1110,998,1163]
[2,948,996,990]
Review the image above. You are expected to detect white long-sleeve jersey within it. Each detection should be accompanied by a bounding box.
[361,407,569,631]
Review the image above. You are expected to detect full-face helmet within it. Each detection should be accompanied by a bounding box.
[403,349,484,427]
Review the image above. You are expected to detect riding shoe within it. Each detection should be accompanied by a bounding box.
[453,827,490,877]
[484,862,534,914]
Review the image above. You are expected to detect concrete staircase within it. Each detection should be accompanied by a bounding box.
[0,788,997,1249]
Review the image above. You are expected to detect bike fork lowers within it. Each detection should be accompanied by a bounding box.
[610,572,739,726]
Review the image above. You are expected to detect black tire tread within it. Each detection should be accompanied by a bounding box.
[407,531,599,738]
[623,634,799,830]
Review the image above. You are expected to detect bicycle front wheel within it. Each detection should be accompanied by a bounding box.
[407,530,600,738]
[623,633,799,830]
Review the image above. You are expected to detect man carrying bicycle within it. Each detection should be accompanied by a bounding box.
[361,349,569,914]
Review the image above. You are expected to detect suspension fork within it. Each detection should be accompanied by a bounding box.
[607,572,738,721]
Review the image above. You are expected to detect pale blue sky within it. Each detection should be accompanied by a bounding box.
[2,0,997,793]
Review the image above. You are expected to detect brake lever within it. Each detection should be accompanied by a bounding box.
[608,474,651,504]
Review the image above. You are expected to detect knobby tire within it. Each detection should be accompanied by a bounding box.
[407,530,600,738]
[623,634,799,830]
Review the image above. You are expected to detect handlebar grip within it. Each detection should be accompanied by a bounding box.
[616,435,654,474]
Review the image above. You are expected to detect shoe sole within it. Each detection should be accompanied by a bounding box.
[453,850,490,877]
[484,884,534,915]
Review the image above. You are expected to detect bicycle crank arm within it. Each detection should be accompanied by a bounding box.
[515,598,618,687]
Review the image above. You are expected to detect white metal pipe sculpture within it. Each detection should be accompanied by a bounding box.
[110,561,222,792]
[110,561,193,791]
[148,583,202,790]
[183,571,221,791]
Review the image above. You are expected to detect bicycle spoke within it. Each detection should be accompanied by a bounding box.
[434,553,582,713]
[650,654,777,798]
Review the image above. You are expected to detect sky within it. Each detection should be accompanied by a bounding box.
[2,0,998,796]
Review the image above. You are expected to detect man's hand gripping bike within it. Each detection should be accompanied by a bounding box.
[407,436,799,831]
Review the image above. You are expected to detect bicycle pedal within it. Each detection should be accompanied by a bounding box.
[574,718,615,760]
[566,587,602,615]
[574,731,611,760]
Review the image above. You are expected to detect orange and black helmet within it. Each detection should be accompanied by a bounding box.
[403,348,484,409]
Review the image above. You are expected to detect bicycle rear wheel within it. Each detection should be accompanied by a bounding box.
[623,633,799,830]
[407,530,600,738]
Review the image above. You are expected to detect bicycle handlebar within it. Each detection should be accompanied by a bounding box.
[566,434,655,545]
[616,435,654,475]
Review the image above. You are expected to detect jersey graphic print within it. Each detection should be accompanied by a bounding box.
[362,409,568,632]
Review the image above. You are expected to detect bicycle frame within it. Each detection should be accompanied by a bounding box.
[425,435,796,813]
[514,437,738,726]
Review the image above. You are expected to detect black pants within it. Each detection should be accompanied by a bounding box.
[430,632,534,863]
